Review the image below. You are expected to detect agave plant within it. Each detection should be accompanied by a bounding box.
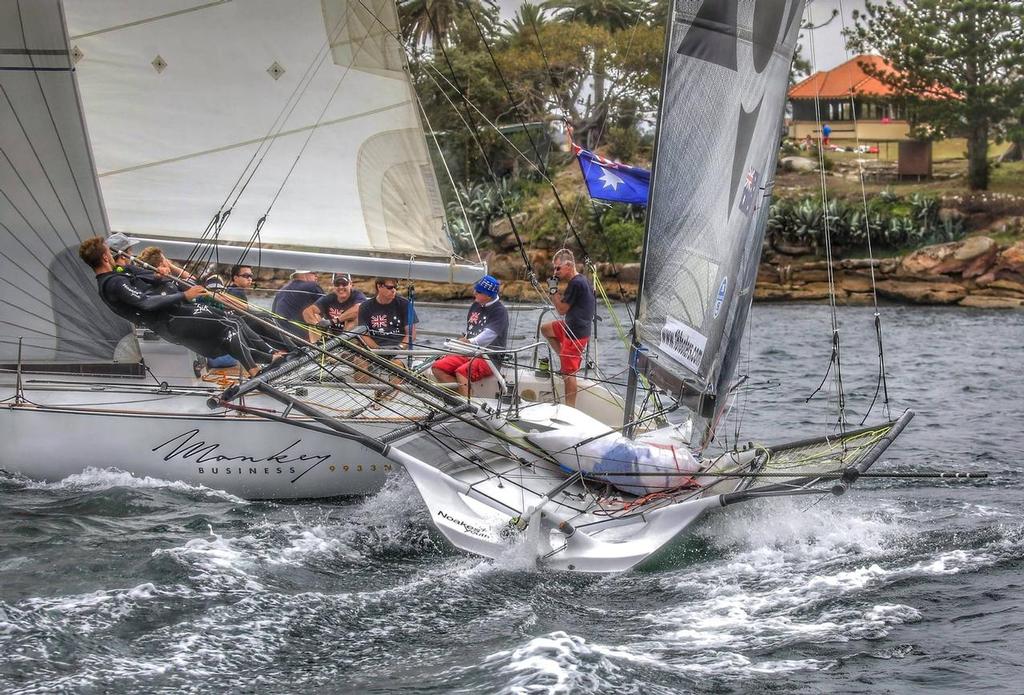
[910,192,939,237]
[884,216,918,247]
[927,215,966,244]
[877,187,901,204]
[790,198,824,246]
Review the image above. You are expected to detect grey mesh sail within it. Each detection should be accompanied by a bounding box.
[632,0,803,444]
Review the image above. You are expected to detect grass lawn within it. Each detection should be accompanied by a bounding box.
[777,145,1024,200]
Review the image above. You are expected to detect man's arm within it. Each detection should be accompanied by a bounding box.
[108,276,204,312]
[467,328,497,346]
[302,303,323,326]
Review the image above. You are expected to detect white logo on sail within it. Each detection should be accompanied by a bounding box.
[659,318,707,373]
[713,276,728,319]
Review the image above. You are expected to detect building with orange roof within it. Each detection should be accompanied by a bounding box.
[787,54,919,145]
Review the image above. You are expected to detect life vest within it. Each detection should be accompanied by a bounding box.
[96,271,164,331]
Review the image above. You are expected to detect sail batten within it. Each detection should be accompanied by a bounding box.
[633,0,803,443]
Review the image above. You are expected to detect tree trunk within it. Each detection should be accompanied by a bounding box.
[966,120,989,190]
[998,140,1022,163]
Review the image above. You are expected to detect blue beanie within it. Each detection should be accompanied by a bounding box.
[474,274,500,298]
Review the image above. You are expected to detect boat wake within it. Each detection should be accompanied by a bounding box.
[3,466,248,504]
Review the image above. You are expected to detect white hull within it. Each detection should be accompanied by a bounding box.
[0,390,396,499]
[1,343,626,499]
[393,404,730,573]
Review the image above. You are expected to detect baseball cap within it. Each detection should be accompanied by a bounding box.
[290,269,315,277]
[474,274,500,298]
[106,232,139,254]
[333,273,352,286]
[204,275,226,291]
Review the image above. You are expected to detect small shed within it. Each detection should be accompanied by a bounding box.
[898,141,932,178]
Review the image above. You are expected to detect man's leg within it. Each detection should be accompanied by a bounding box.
[558,338,586,408]
[540,321,561,363]
[564,373,578,407]
[432,355,463,385]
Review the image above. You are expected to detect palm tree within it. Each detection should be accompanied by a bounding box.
[399,0,461,48]
[540,0,645,32]
[501,2,549,40]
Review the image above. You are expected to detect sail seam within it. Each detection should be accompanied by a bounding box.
[95,101,412,178]
[68,1,232,40]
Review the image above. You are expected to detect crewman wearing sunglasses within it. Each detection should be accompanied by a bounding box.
[357,277,418,351]
[303,273,367,341]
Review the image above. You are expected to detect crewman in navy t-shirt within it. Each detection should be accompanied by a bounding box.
[540,248,595,407]
[272,270,325,340]
[302,273,367,342]
[432,275,509,397]
[358,278,419,349]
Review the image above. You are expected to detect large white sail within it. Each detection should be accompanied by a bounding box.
[633,0,803,441]
[63,0,478,274]
[0,0,137,365]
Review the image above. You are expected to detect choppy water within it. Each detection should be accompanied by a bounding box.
[2,304,1022,694]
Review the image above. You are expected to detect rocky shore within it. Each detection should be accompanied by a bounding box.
[754,236,1024,309]
[218,237,1024,309]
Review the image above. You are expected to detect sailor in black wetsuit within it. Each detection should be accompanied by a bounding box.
[80,236,276,374]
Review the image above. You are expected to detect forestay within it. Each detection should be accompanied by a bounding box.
[0,0,137,365]
[633,0,803,442]
[63,0,482,276]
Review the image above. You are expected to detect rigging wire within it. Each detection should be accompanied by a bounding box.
[406,5,540,291]
[803,3,848,435]
[461,1,592,266]
[837,0,893,424]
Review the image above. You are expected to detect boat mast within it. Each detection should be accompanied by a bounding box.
[622,0,677,438]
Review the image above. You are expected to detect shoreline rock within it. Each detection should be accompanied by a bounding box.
[203,237,1024,310]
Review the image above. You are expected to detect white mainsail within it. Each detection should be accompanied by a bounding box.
[64,0,481,277]
[0,0,136,364]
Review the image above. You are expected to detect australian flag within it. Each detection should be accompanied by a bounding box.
[573,144,651,206]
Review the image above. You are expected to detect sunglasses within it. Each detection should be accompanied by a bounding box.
[381,284,398,291]
[237,273,254,279]
[334,280,351,287]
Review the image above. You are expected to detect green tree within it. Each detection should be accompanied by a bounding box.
[540,0,651,145]
[400,0,461,48]
[847,0,1024,190]
[501,2,549,39]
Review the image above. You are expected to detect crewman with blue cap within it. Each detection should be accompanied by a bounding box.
[432,274,509,396]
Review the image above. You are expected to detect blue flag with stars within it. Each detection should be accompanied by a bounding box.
[573,144,651,206]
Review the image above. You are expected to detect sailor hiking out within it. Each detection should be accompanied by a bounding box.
[79,235,277,375]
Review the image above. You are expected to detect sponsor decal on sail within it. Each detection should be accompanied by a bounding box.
[713,276,728,319]
[659,317,707,373]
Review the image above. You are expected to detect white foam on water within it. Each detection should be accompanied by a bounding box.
[153,528,265,594]
[259,473,437,567]
[588,497,933,679]
[485,631,641,695]
[22,466,247,503]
